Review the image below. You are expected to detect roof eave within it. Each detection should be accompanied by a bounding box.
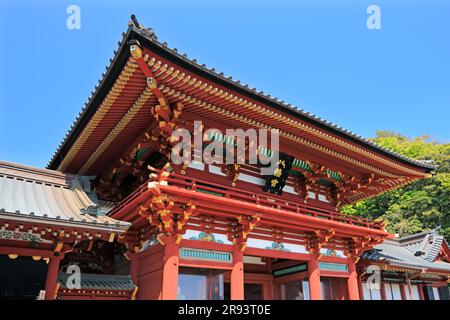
[47,24,435,174]
[0,211,130,233]
[47,26,135,170]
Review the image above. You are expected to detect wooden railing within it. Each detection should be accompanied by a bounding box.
[154,169,385,231]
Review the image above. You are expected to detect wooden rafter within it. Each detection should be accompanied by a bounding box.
[94,41,187,200]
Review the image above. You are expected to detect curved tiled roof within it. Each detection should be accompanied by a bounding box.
[47,17,435,173]
[397,228,448,262]
[0,161,129,232]
[58,273,135,291]
[363,235,450,273]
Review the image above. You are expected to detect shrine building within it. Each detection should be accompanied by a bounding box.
[1,16,448,300]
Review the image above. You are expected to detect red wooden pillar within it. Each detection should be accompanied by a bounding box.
[380,282,387,300]
[347,259,360,300]
[357,277,364,300]
[308,255,321,300]
[129,252,139,286]
[266,281,275,300]
[418,284,425,300]
[161,237,179,300]
[231,246,244,300]
[405,281,413,300]
[44,254,64,300]
[400,283,406,300]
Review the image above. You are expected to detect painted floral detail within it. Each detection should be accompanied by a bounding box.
[266,242,290,251]
[190,232,224,243]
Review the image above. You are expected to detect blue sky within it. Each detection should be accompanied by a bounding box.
[0,0,449,168]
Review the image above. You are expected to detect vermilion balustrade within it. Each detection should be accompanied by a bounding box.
[111,168,384,231]
[163,171,384,230]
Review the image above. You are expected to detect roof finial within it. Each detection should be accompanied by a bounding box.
[129,14,158,41]
[130,14,142,29]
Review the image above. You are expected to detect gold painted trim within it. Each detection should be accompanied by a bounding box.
[159,83,406,179]
[57,58,138,171]
[146,57,428,177]
[78,86,153,174]
[60,53,429,179]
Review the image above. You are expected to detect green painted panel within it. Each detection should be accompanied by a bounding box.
[180,248,232,263]
[196,188,224,197]
[258,146,273,158]
[325,169,342,181]
[134,147,150,163]
[319,262,348,272]
[292,158,312,171]
[273,263,308,277]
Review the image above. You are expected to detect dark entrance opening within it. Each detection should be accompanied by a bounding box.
[223,282,264,300]
[244,283,263,300]
[178,267,224,300]
[0,254,48,299]
[320,277,349,300]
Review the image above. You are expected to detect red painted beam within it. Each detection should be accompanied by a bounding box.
[0,246,54,258]
[245,247,311,261]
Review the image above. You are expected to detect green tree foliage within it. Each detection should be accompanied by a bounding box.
[341,131,450,240]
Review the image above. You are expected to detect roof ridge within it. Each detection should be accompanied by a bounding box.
[0,161,130,229]
[371,241,450,272]
[398,227,442,242]
[424,236,444,261]
[0,160,77,187]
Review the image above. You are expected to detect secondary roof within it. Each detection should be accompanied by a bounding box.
[0,161,129,233]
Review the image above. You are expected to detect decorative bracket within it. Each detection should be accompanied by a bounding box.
[305,229,335,259]
[293,174,308,203]
[344,236,383,263]
[140,169,197,247]
[225,164,240,186]
[226,214,261,252]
